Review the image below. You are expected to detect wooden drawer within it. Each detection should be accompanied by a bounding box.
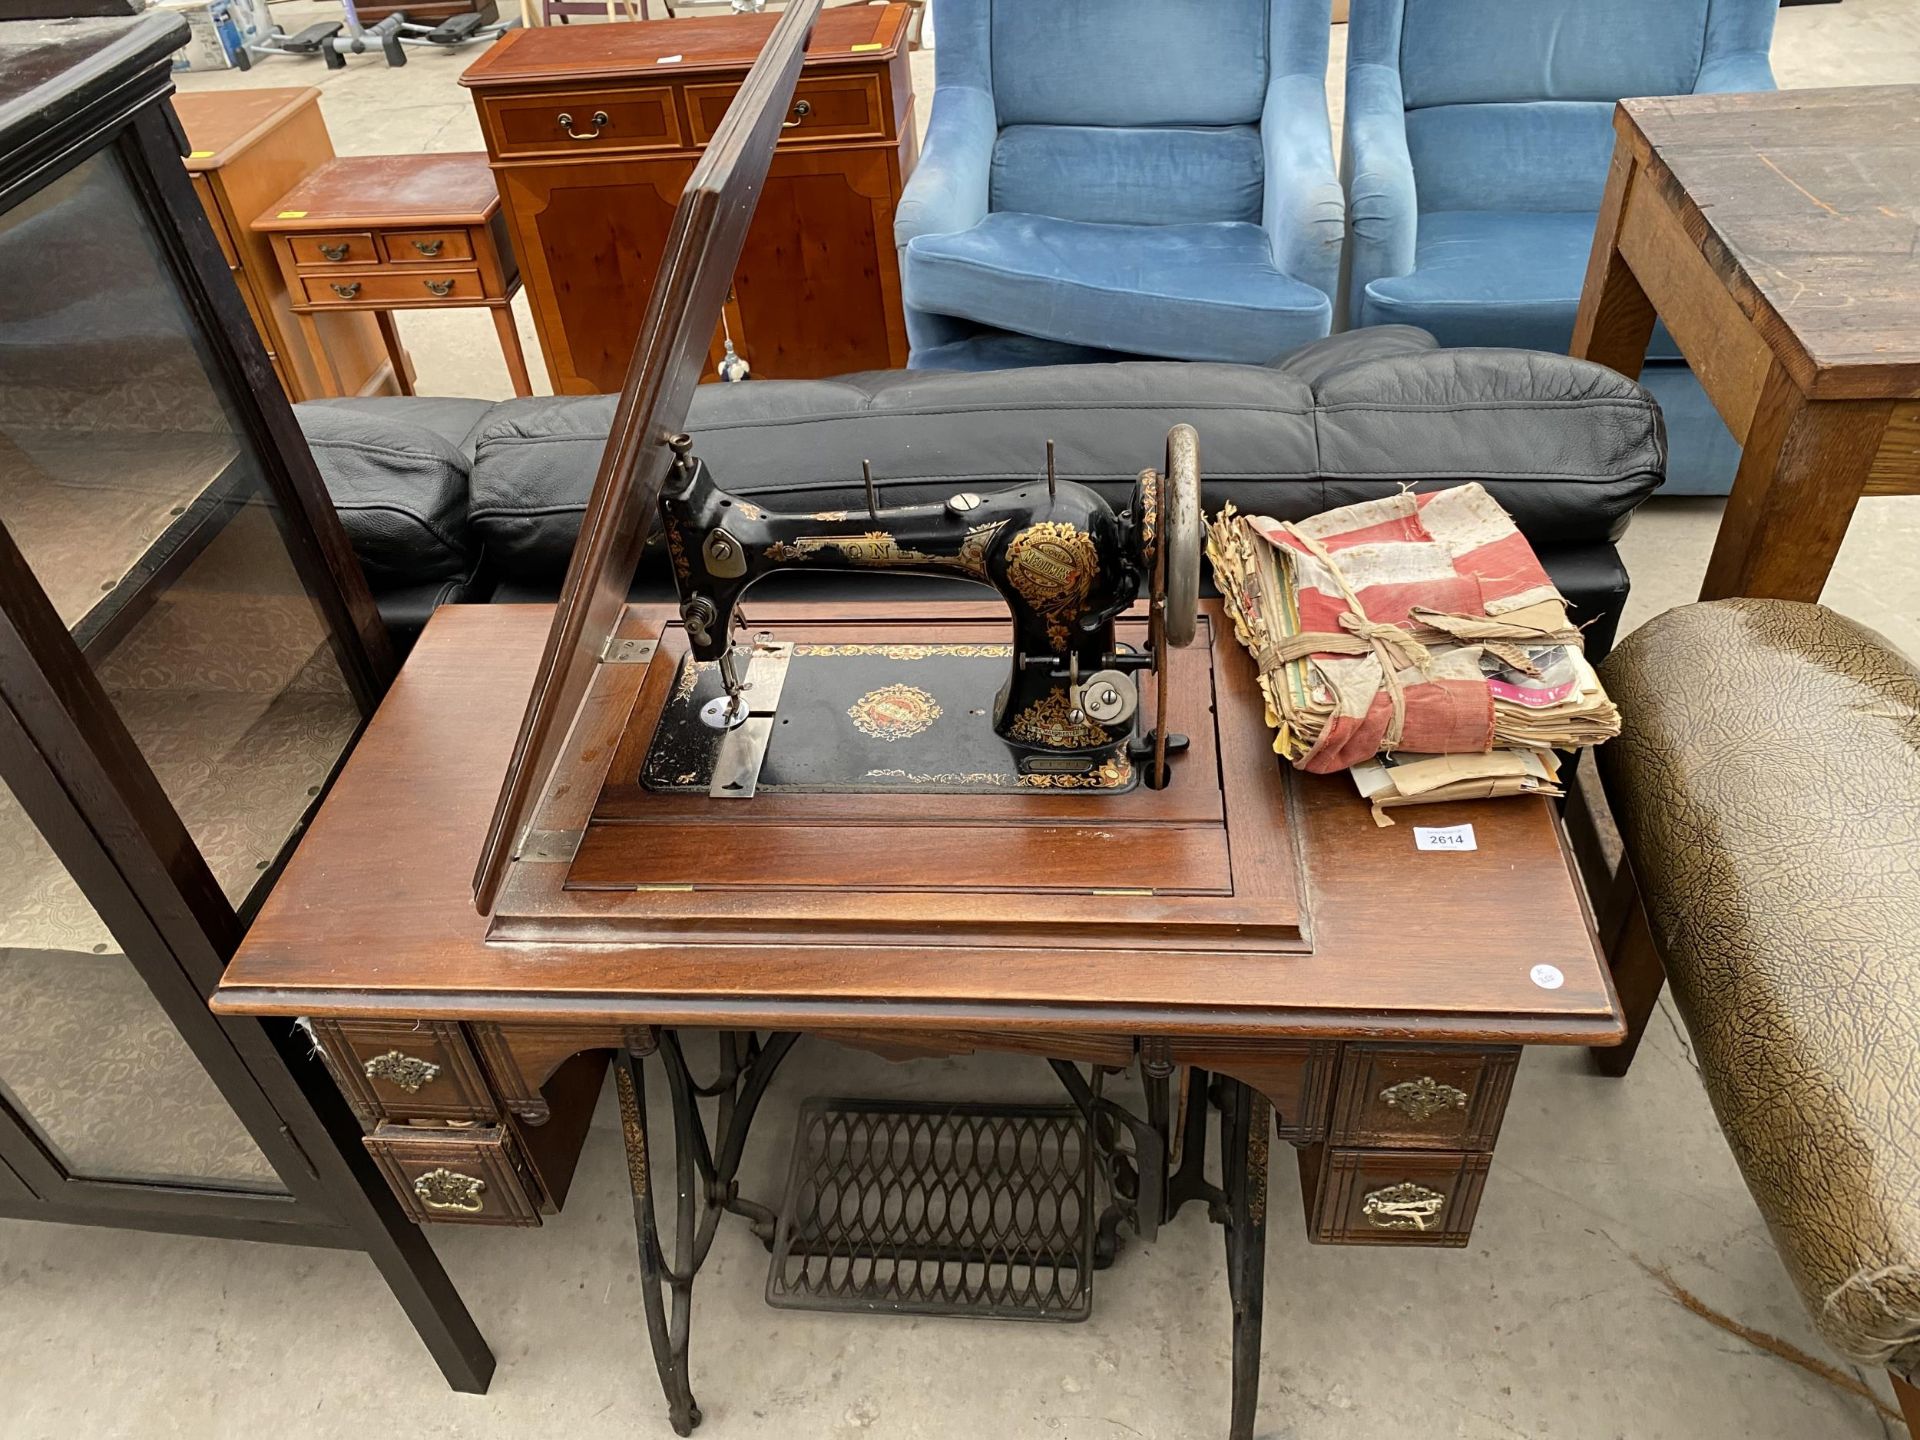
[289,231,377,267]
[482,85,681,160]
[365,1124,543,1227]
[301,270,488,307]
[1299,1146,1491,1247]
[1329,1044,1519,1151]
[381,228,475,265]
[309,1018,497,1123]
[687,73,886,146]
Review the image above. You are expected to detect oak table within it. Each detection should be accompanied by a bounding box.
[212,599,1623,1438]
[255,152,531,399]
[1572,85,1920,602]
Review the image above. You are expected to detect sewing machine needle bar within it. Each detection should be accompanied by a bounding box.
[707,641,793,799]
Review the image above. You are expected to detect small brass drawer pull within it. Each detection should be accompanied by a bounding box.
[557,109,610,141]
[364,1049,440,1091]
[1361,1181,1448,1232]
[1379,1075,1468,1123]
[330,281,361,300]
[782,98,813,129]
[424,279,455,297]
[411,238,444,257]
[413,1167,486,1214]
[319,241,350,261]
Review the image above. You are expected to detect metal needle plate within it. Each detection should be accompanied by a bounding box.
[707,640,792,799]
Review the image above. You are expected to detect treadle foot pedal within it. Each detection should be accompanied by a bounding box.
[767,1098,1096,1322]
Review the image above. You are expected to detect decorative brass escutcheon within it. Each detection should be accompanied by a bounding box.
[319,241,350,261]
[424,279,455,296]
[1379,1075,1469,1123]
[1361,1181,1448,1232]
[330,281,361,300]
[412,1167,486,1214]
[411,238,444,256]
[363,1049,441,1092]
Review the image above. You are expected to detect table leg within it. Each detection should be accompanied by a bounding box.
[1221,1079,1272,1440]
[615,1031,797,1435]
[491,302,534,398]
[1700,361,1894,602]
[1571,140,1658,380]
[294,309,344,398]
[374,310,415,397]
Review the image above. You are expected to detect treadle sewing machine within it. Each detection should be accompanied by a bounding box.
[212,3,1625,1436]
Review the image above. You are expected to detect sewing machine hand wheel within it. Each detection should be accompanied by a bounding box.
[1157,424,1202,649]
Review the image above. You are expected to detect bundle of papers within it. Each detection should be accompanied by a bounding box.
[1206,484,1619,822]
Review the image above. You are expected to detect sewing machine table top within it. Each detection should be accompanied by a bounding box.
[212,600,1622,1046]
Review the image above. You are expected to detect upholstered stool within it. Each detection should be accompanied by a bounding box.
[1597,600,1920,1427]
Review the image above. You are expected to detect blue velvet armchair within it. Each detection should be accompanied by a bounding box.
[1342,0,1779,494]
[895,0,1345,370]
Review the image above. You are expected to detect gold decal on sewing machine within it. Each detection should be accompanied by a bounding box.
[1360,1181,1448,1232]
[794,643,1011,659]
[1137,468,1161,570]
[1005,522,1098,648]
[733,500,766,520]
[663,515,692,584]
[762,523,1004,581]
[672,658,712,704]
[846,684,943,741]
[860,758,1133,791]
[1008,689,1115,750]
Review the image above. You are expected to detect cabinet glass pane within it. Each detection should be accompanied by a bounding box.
[0,149,361,912]
[0,771,282,1190]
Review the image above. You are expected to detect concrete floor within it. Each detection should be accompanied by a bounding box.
[4,4,1920,1438]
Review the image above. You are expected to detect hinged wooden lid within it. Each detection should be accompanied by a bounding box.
[471,0,823,913]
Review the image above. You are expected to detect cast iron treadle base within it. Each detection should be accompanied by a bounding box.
[766,1098,1096,1322]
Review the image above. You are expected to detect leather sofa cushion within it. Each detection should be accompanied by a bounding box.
[467,333,1662,584]
[296,400,482,584]
[1600,600,1920,1372]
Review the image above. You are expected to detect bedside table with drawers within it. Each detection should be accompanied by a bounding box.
[254,152,532,398]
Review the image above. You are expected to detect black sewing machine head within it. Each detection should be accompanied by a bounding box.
[655,426,1202,790]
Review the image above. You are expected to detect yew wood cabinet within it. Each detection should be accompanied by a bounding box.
[460,5,915,393]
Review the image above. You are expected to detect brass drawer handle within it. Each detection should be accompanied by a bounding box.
[413,1167,486,1214]
[411,238,444,257]
[557,109,610,140]
[330,281,362,300]
[782,98,813,129]
[364,1049,440,1091]
[319,241,350,261]
[1379,1076,1468,1123]
[424,279,455,297]
[1361,1181,1447,1232]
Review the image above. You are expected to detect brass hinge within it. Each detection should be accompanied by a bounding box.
[634,882,695,892]
[515,828,583,863]
[601,636,658,664]
[1091,887,1153,896]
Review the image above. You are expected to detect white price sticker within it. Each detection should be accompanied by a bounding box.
[1413,824,1477,852]
[1530,964,1565,991]
[657,53,683,63]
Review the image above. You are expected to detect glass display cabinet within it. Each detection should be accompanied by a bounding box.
[0,12,489,1389]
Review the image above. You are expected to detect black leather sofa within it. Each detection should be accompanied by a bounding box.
[295,329,1664,656]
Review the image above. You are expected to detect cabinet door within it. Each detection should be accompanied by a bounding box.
[0,768,283,1192]
[731,147,906,379]
[498,156,696,395]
